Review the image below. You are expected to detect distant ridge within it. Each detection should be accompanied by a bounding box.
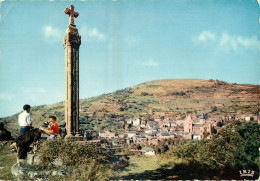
[1,79,259,137]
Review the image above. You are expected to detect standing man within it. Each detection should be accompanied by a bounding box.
[18,104,32,136]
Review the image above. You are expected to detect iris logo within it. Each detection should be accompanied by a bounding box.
[239,170,255,177]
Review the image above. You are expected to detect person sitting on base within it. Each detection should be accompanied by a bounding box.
[44,116,59,140]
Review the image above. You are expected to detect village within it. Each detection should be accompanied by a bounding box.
[82,112,259,156]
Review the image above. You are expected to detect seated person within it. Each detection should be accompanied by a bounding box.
[42,116,59,140]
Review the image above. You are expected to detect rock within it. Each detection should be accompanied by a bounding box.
[59,169,68,176]
[33,155,41,165]
[11,163,29,180]
[28,171,34,179]
[36,179,44,181]
[11,162,69,180]
[52,156,63,166]
[11,163,21,177]
[52,170,58,176]
[27,154,34,165]
[27,153,41,165]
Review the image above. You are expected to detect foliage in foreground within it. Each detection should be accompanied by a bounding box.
[165,121,260,178]
[0,142,16,180]
[38,139,112,180]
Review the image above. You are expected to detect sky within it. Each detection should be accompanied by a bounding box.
[0,0,259,118]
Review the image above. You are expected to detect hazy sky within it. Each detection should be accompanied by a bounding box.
[0,0,259,118]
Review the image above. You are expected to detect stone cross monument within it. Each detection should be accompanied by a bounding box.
[63,5,81,139]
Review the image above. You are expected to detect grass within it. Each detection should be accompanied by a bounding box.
[0,142,16,180]
[111,154,224,180]
[0,141,251,180]
[0,145,179,180]
[123,156,164,174]
[112,155,183,179]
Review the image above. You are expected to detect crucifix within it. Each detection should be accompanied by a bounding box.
[63,5,81,140]
[64,5,79,25]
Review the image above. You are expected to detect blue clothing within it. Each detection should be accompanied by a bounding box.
[20,126,30,136]
[47,134,58,140]
[19,126,31,159]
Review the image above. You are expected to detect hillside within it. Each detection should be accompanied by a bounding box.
[1,79,259,137]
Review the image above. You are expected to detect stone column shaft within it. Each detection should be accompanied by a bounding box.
[64,24,81,137]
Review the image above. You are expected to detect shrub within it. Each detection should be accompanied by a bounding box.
[166,121,260,176]
[38,139,111,180]
[141,92,149,96]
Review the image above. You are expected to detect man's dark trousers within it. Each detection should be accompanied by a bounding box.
[20,126,30,136]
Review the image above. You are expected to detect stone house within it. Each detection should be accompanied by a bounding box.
[161,127,169,133]
[168,118,177,122]
[199,118,206,124]
[159,132,171,139]
[174,131,184,137]
[118,133,125,139]
[147,121,158,128]
[158,121,165,128]
[168,121,176,127]
[154,117,162,122]
[169,127,176,132]
[145,148,156,156]
[118,120,125,126]
[99,131,105,138]
[133,118,141,126]
[152,127,159,132]
[108,131,117,139]
[145,129,152,134]
[140,123,146,129]
[127,131,137,138]
[193,123,212,136]
[192,124,204,135]
[99,130,117,139]
[112,140,120,146]
[176,117,185,125]
[136,135,147,144]
[129,149,143,156]
[127,136,138,144]
[204,123,212,134]
[146,133,156,140]
[175,125,184,131]
[149,138,159,145]
[192,133,201,140]
[126,119,132,124]
[182,132,192,139]
[241,114,258,122]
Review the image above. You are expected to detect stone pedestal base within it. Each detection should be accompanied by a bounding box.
[12,163,67,180]
[27,153,41,165]
[64,134,83,141]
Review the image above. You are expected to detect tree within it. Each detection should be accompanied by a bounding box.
[200,121,259,172]
[141,92,149,96]
[211,106,218,112]
[216,121,224,127]
[136,144,142,150]
[167,120,260,177]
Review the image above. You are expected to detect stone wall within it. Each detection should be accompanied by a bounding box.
[11,153,66,180]
[11,163,68,180]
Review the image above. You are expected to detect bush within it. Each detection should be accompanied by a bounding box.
[141,92,149,96]
[38,139,111,180]
[166,121,260,176]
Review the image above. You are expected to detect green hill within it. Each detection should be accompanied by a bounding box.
[1,79,259,137]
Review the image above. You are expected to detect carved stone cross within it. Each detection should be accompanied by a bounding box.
[64,5,79,25]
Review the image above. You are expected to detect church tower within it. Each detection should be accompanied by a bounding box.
[184,115,193,133]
